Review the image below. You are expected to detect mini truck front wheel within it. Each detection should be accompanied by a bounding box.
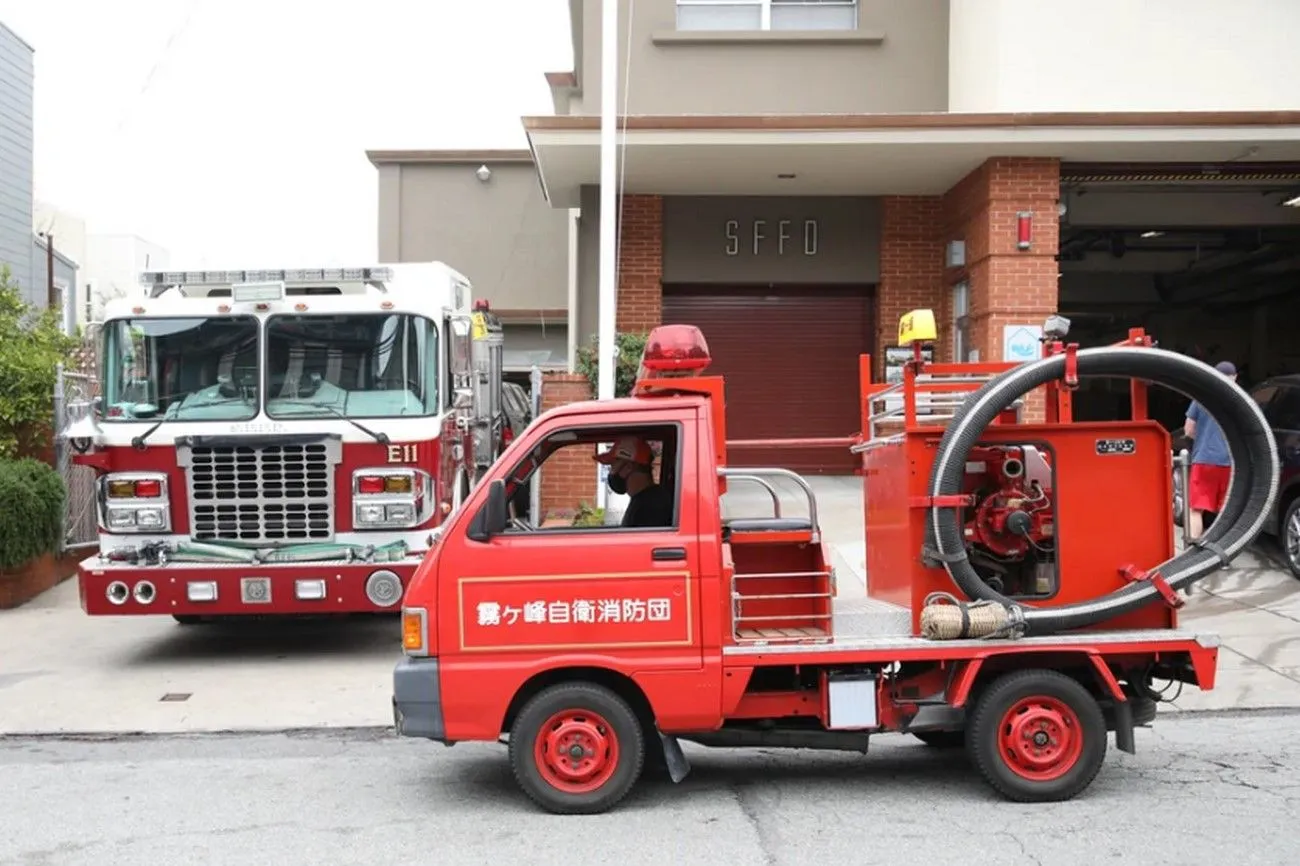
[967,668,1108,802]
[509,681,646,814]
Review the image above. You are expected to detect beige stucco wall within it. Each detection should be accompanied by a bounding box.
[376,160,569,313]
[569,0,949,116]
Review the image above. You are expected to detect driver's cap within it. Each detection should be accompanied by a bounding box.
[594,435,653,466]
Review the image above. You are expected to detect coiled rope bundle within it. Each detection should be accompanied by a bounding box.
[919,592,1026,640]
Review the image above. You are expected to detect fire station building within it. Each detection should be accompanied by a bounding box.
[369,0,1300,478]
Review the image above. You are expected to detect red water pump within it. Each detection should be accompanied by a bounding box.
[959,445,1057,598]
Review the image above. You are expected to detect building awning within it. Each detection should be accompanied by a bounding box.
[522,111,1300,208]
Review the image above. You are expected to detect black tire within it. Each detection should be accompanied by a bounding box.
[508,682,645,814]
[172,615,203,625]
[1281,496,1300,580]
[966,669,1107,802]
[913,730,965,749]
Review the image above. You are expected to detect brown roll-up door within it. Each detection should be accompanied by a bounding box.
[661,286,873,473]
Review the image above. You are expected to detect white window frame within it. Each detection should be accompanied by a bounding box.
[676,0,859,32]
[952,281,972,362]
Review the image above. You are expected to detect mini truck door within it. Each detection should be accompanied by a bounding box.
[435,407,706,678]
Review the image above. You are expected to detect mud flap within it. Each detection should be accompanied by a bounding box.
[1113,699,1136,755]
[658,731,691,783]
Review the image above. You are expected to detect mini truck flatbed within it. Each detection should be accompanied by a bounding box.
[392,313,1230,815]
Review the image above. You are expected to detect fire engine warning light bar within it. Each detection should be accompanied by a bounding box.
[138,267,395,286]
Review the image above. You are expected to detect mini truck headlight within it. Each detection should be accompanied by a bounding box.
[99,473,172,534]
[352,468,432,530]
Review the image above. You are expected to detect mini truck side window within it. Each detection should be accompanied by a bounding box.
[502,423,682,532]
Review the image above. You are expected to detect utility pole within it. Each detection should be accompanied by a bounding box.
[595,0,619,510]
[46,232,56,310]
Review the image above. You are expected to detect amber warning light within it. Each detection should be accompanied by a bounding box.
[638,324,712,379]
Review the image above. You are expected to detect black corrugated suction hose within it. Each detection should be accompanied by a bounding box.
[924,346,1279,635]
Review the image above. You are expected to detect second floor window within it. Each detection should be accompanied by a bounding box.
[677,0,858,32]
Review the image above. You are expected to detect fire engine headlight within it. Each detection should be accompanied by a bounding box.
[356,504,387,524]
[385,503,416,524]
[99,473,171,534]
[351,468,433,530]
[135,508,166,529]
[106,506,169,531]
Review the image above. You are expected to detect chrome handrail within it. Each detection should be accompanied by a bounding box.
[718,466,820,540]
[722,473,783,518]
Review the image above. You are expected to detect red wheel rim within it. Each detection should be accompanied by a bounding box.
[997,695,1084,782]
[533,709,620,794]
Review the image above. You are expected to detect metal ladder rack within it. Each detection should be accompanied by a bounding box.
[855,371,1026,453]
[730,570,836,643]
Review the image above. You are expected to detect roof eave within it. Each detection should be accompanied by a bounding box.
[365,148,534,168]
[522,109,1300,133]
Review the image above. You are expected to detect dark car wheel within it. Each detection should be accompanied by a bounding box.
[1282,497,1300,580]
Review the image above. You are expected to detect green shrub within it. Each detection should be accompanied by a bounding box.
[571,501,605,527]
[575,331,649,399]
[0,264,79,459]
[0,458,66,570]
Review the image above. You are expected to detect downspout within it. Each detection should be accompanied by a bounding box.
[567,207,579,373]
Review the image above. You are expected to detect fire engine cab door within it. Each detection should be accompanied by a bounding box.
[444,411,706,672]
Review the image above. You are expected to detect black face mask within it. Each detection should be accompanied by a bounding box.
[607,473,628,495]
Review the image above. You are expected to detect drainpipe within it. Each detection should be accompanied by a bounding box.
[595,0,619,510]
[567,207,579,373]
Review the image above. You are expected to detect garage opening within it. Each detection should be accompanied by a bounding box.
[1057,163,1300,432]
[661,285,873,474]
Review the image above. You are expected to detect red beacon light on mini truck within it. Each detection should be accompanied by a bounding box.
[637,324,712,380]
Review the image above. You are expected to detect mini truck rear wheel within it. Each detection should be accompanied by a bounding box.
[966,668,1108,802]
[509,682,645,814]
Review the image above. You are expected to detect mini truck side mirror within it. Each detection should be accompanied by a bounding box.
[467,478,508,542]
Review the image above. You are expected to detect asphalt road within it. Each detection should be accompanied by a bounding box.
[1,710,1296,866]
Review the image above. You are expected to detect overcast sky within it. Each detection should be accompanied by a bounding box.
[1,0,572,267]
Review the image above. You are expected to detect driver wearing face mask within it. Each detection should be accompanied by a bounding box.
[594,435,675,529]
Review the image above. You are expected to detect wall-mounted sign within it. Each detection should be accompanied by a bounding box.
[1003,324,1044,363]
[725,219,819,257]
[660,197,880,284]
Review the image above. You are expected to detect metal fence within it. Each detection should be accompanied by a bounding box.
[54,363,100,554]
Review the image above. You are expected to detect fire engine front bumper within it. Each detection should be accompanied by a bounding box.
[77,555,420,616]
[392,657,447,742]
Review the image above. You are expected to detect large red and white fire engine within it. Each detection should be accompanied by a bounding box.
[64,262,508,622]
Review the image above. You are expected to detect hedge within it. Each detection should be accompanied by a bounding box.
[575,331,649,399]
[0,458,66,570]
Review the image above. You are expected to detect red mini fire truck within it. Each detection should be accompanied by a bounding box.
[64,263,509,622]
[392,309,1276,814]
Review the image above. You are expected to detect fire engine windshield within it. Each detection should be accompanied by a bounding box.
[263,313,439,419]
[101,317,261,422]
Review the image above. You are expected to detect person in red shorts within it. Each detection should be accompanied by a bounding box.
[1183,360,1237,539]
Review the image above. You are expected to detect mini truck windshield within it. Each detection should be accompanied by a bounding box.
[264,313,439,419]
[101,316,260,422]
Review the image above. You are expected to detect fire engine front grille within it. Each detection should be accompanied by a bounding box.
[178,437,342,543]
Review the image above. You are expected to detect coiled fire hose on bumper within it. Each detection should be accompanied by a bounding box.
[919,346,1279,639]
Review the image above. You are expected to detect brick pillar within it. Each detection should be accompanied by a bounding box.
[944,157,1061,419]
[616,194,663,334]
[878,196,945,369]
[536,373,595,521]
